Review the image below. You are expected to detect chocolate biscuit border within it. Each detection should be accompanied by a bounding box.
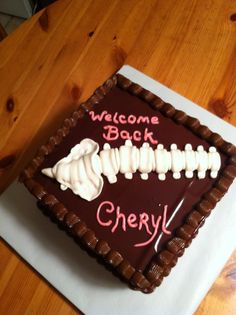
[20,74,236,293]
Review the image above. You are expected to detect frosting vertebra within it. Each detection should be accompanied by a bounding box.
[42,139,221,201]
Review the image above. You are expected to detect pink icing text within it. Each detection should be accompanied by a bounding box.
[96,201,171,248]
[103,125,158,144]
[89,110,159,144]
[89,111,159,125]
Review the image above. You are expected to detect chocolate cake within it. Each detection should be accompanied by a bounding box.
[20,74,236,293]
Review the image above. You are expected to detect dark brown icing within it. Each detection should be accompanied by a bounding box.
[20,74,236,293]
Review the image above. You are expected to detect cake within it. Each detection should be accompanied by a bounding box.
[20,74,236,293]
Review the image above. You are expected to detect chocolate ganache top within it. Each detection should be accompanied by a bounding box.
[34,85,226,272]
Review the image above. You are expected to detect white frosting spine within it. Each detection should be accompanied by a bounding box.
[102,142,221,182]
[41,139,221,201]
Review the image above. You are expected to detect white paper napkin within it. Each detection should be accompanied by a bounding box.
[0,65,236,315]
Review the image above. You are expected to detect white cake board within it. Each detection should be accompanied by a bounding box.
[1,65,236,315]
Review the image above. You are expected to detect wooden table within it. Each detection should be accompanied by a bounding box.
[0,0,236,313]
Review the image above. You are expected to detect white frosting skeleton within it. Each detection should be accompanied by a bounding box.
[41,138,221,201]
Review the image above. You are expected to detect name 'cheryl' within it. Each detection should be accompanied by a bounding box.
[96,201,171,248]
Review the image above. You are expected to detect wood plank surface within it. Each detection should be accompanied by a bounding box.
[0,0,235,314]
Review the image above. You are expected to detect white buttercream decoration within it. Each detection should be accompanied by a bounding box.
[99,143,120,184]
[139,142,155,180]
[196,145,208,179]
[170,144,184,179]
[184,144,197,178]
[154,144,171,181]
[41,139,221,201]
[208,146,221,178]
[41,138,103,201]
[119,140,139,179]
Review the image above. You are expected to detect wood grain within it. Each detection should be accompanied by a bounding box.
[195,251,236,315]
[0,239,80,315]
[0,23,7,41]
[0,0,235,313]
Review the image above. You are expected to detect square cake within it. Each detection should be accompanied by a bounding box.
[20,74,236,293]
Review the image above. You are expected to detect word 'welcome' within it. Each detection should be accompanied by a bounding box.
[89,110,159,144]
